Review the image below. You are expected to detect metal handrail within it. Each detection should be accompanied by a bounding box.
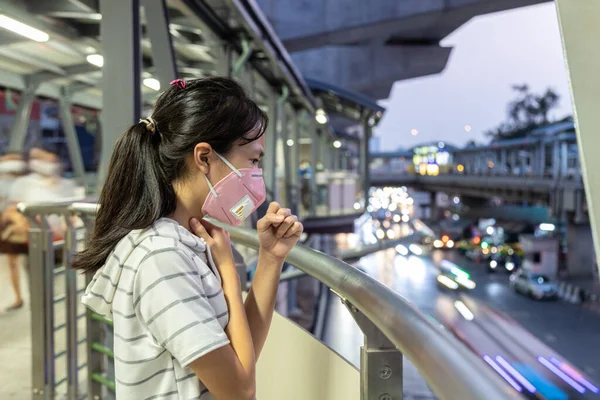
[20,200,522,400]
[221,223,521,400]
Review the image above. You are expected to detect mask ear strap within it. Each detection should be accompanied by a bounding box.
[215,152,243,177]
[203,174,219,198]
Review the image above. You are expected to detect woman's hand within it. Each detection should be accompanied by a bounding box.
[257,202,303,261]
[190,218,238,283]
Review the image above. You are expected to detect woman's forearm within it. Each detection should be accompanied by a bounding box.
[222,270,256,383]
[244,249,285,359]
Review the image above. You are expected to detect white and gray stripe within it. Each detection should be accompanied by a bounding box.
[82,218,229,400]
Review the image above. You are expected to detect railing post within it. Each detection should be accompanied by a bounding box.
[343,300,403,400]
[29,223,51,400]
[64,217,79,400]
[81,214,104,400]
[41,219,58,400]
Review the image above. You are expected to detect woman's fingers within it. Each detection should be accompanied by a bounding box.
[257,213,285,232]
[283,221,303,238]
[276,215,297,238]
[190,218,212,243]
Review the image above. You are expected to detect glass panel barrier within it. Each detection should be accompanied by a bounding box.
[19,200,523,400]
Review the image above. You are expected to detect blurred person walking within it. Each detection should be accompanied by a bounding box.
[1,146,79,311]
[0,153,29,311]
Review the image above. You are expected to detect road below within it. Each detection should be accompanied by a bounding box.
[322,246,600,398]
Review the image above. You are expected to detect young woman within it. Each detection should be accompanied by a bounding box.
[76,77,303,400]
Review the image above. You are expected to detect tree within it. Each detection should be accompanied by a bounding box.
[485,85,561,141]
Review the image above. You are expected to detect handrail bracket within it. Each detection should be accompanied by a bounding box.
[343,299,404,400]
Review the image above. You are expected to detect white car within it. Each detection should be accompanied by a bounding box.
[510,270,557,300]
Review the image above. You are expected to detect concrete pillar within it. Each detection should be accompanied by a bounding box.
[552,141,560,179]
[341,151,348,170]
[262,91,278,200]
[320,132,330,169]
[539,142,546,177]
[360,119,371,207]
[283,105,295,212]
[58,91,86,187]
[98,0,142,189]
[309,121,319,216]
[500,149,507,175]
[7,81,39,152]
[567,223,596,278]
[556,0,600,279]
[510,150,517,175]
[560,142,568,178]
[429,191,437,220]
[142,0,178,87]
[289,108,301,215]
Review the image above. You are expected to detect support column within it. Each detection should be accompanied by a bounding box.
[552,141,560,179]
[289,108,301,215]
[262,91,278,201]
[98,0,142,189]
[215,37,232,77]
[7,81,39,152]
[430,191,438,220]
[567,222,596,278]
[510,150,517,175]
[281,104,296,210]
[58,90,86,187]
[309,120,319,217]
[320,132,331,169]
[142,0,178,87]
[520,151,527,175]
[556,0,600,278]
[500,149,507,175]
[539,142,546,177]
[560,142,568,177]
[360,118,372,208]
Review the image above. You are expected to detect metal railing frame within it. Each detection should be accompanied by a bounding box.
[19,200,523,400]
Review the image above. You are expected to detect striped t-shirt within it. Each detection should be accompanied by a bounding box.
[82,218,229,399]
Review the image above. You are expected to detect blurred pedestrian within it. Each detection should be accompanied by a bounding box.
[0,153,29,311]
[299,160,312,212]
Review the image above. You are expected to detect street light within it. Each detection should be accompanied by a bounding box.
[286,139,294,147]
[411,128,418,136]
[315,108,328,124]
[333,140,342,148]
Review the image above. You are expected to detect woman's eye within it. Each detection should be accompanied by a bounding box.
[251,159,260,165]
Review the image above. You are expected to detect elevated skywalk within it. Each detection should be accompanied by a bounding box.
[10,200,521,400]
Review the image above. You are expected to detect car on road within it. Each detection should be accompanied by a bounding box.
[488,254,520,274]
[510,270,557,300]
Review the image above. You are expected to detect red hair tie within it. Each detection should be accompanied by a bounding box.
[170,79,187,89]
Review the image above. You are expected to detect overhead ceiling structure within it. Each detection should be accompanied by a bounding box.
[0,0,316,110]
[256,0,550,99]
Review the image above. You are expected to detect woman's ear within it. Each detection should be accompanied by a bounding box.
[193,143,213,174]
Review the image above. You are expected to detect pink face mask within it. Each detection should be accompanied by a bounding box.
[201,153,266,226]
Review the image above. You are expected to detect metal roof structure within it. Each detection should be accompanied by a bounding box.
[0,0,316,110]
[305,77,384,124]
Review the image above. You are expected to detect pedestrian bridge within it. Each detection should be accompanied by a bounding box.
[370,121,586,220]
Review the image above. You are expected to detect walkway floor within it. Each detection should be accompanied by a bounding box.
[0,254,32,400]
[0,254,88,400]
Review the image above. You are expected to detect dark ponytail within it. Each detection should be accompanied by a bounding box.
[73,76,267,274]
